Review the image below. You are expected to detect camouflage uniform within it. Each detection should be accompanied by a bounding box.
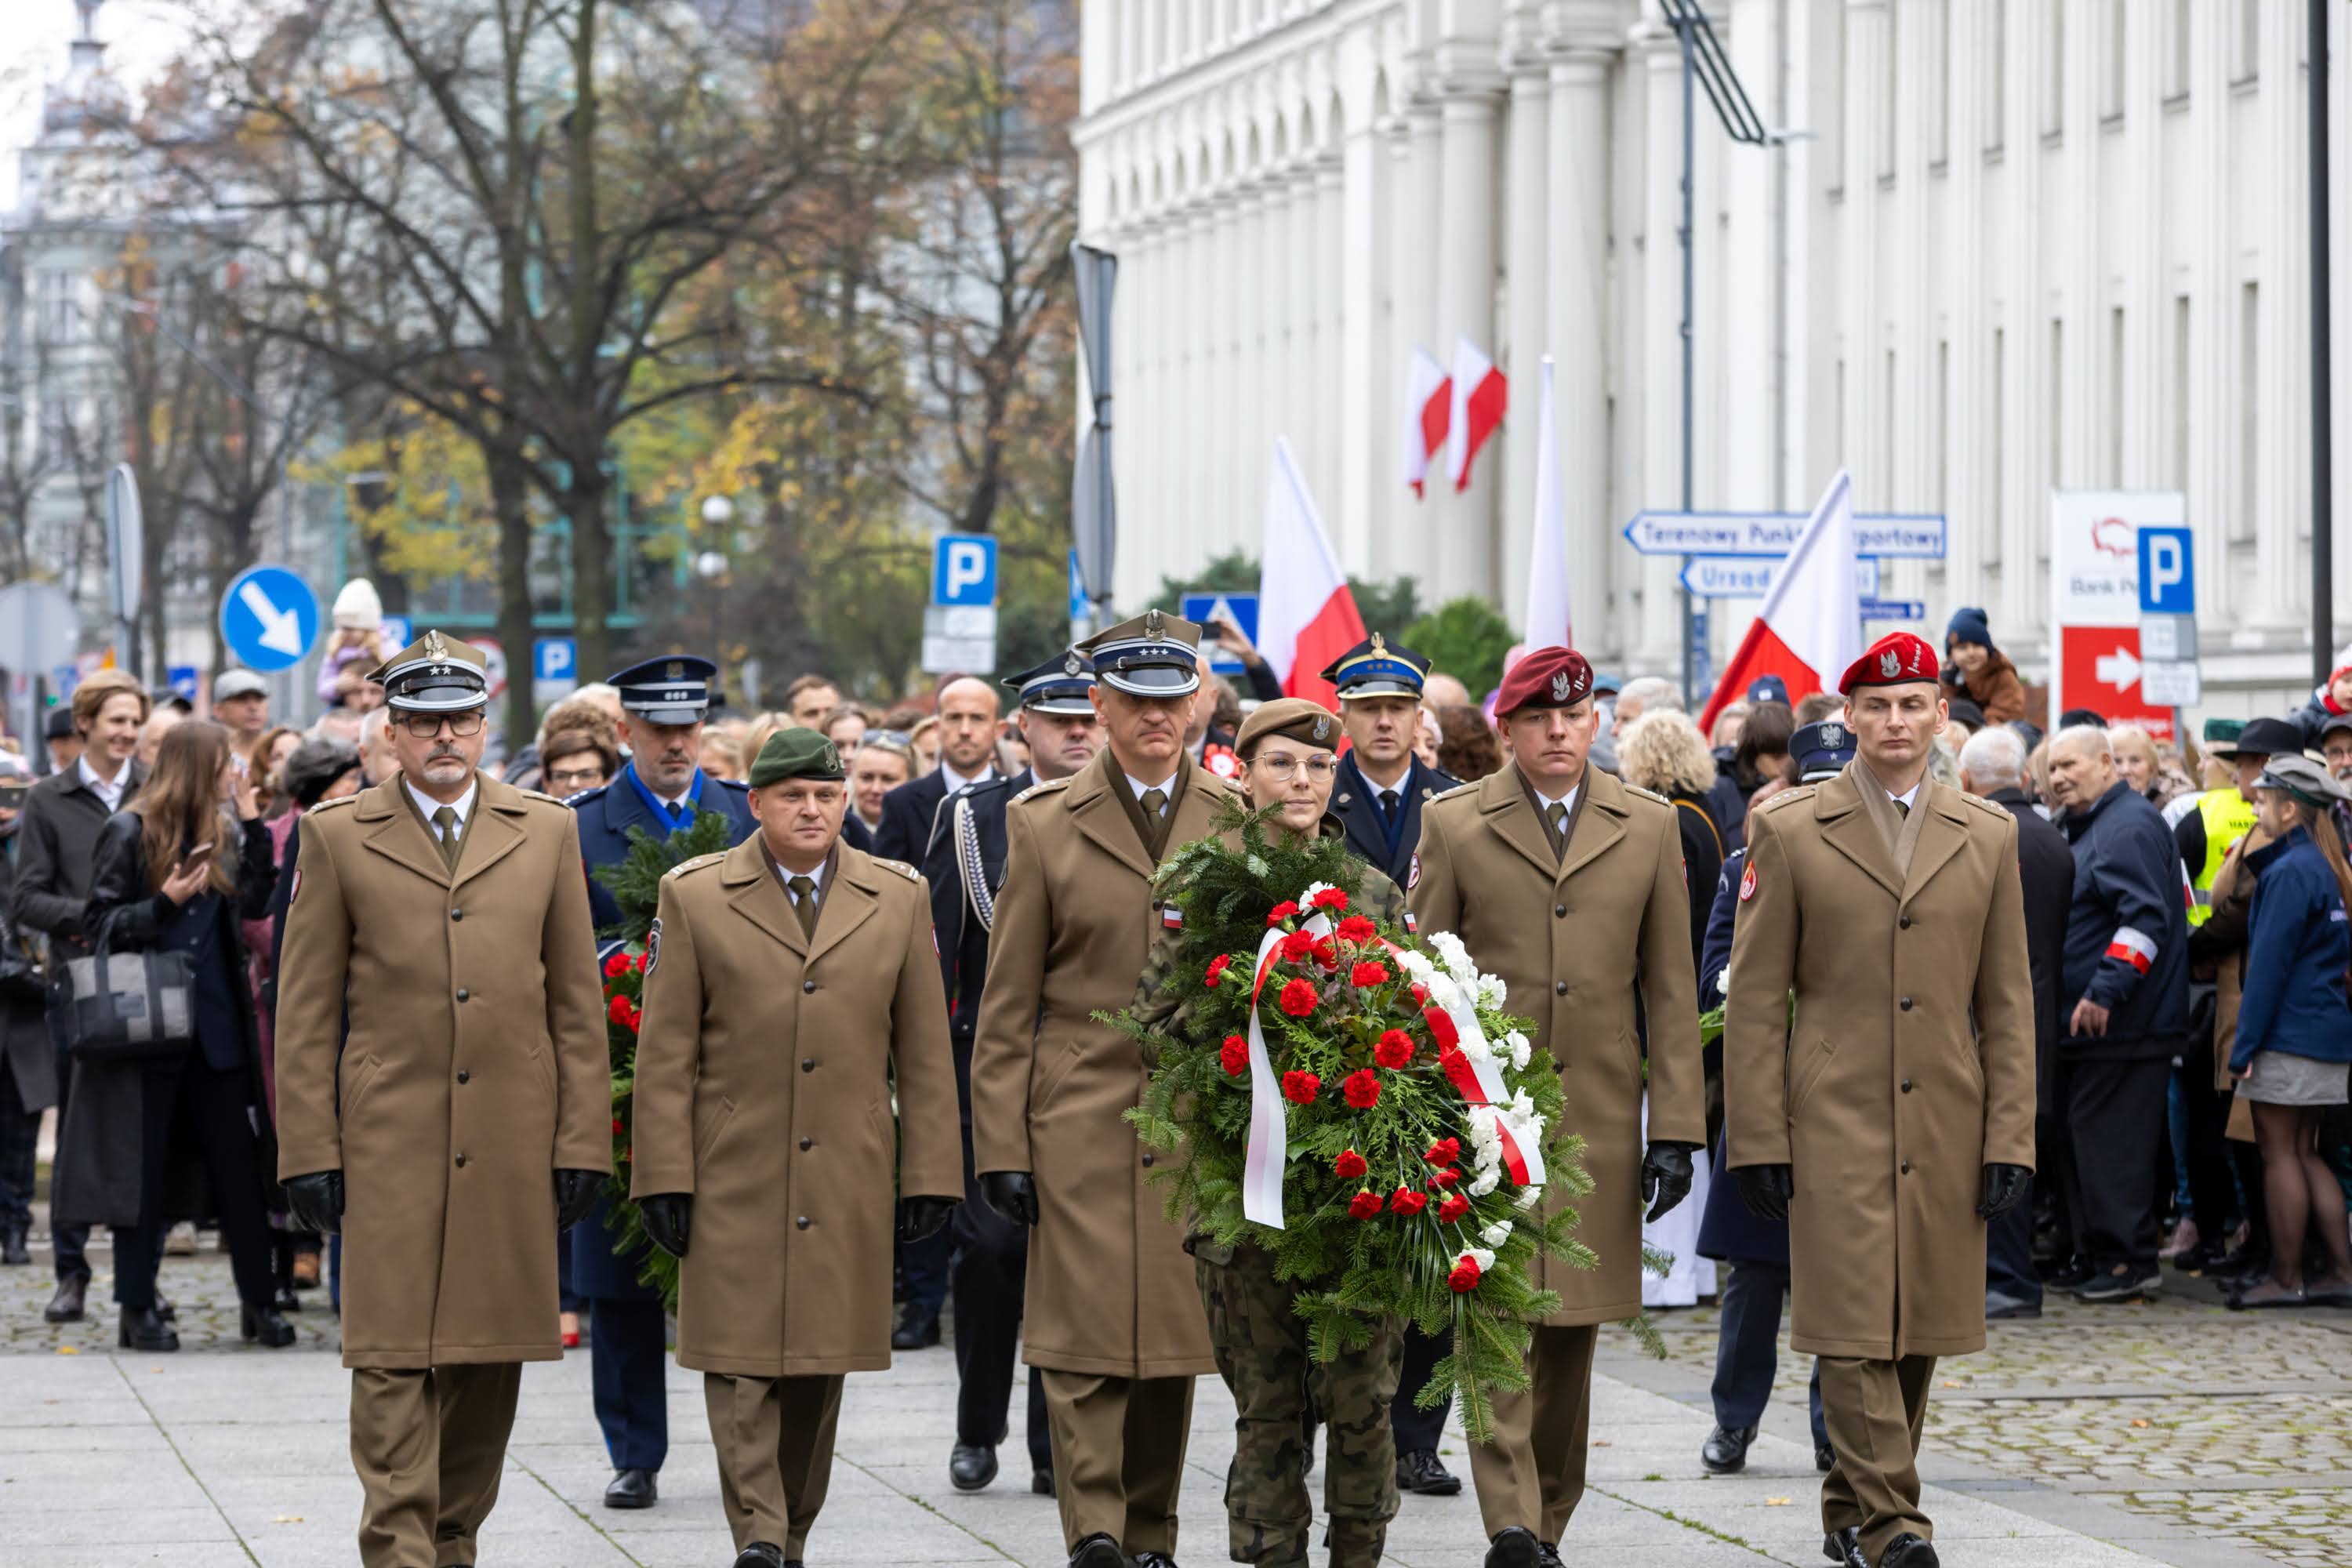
[1132,816,1408,1567]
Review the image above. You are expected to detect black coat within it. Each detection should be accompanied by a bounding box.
[1328,754,1461,889]
[11,761,147,944]
[1695,848,1788,1266]
[1987,786,2076,1117]
[916,768,1032,1122]
[1671,798,1726,977]
[873,766,990,869]
[2058,780,2191,1059]
[50,810,278,1231]
[0,848,57,1112]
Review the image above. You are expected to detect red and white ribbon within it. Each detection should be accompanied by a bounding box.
[2105,925,2158,975]
[1241,913,1332,1229]
[1421,988,1545,1186]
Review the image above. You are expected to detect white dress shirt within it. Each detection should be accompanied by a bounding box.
[1533,782,1582,821]
[405,779,477,842]
[939,761,995,795]
[78,754,129,812]
[1126,771,1178,813]
[774,855,829,905]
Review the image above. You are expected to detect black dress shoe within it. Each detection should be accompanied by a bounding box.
[272,1284,303,1313]
[1131,1555,1179,1568]
[1822,1526,1867,1568]
[1484,1526,1543,1568]
[0,1226,28,1265]
[731,1544,784,1568]
[1537,1546,1565,1568]
[118,1305,179,1352]
[949,1443,998,1491]
[44,1272,88,1323]
[604,1468,658,1508]
[241,1305,296,1348]
[1985,1291,2042,1320]
[1396,1446,1461,1495]
[891,1310,941,1350]
[1068,1533,1124,1568]
[1032,1466,1054,1496]
[2044,1256,2093,1290]
[1817,1442,1836,1472]
[154,1290,176,1322]
[1700,1422,1757,1473]
[1878,1534,1940,1568]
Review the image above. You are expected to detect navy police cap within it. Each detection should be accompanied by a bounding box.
[1003,650,1097,717]
[1791,717,1857,782]
[609,655,718,725]
[1319,632,1428,701]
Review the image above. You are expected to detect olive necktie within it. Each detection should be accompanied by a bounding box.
[1140,788,1167,818]
[788,875,819,940]
[1545,800,1569,861]
[433,806,461,873]
[1893,797,1911,821]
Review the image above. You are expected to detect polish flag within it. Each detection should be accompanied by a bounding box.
[1401,348,1450,497]
[1447,336,1507,492]
[1698,469,1864,732]
[1521,357,1573,648]
[1259,437,1367,710]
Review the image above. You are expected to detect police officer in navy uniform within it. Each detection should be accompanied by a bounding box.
[927,652,1102,1495]
[1311,633,1465,1496]
[565,655,759,1512]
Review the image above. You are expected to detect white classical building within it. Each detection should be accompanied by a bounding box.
[1074,0,2349,713]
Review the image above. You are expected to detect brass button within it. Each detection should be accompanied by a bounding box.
[456,988,470,1002]
[456,1070,470,1085]
[795,1215,811,1230]
[1899,997,1913,1011]
[802,981,817,994]
[798,1137,812,1151]
[454,1152,468,1167]
[801,1058,815,1073]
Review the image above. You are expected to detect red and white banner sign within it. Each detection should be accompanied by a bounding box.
[2049,491,2183,741]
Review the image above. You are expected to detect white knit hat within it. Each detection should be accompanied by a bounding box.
[331,578,385,630]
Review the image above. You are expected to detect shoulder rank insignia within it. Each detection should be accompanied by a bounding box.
[874,858,920,880]
[1624,783,1670,807]
[664,852,724,879]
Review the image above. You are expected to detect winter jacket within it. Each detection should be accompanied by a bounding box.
[1940,650,2029,724]
[2058,779,2190,1059]
[2291,687,2351,747]
[2230,826,2352,1072]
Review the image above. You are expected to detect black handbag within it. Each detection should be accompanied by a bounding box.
[48,926,195,1062]
[0,900,41,1005]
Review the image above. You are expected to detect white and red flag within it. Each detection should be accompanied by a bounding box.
[1447,336,1507,492]
[1258,437,1368,710]
[1400,348,1450,497]
[1520,357,1573,648]
[1698,469,1864,731]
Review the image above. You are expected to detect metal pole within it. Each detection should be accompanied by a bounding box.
[1679,19,1699,702]
[2313,0,2335,684]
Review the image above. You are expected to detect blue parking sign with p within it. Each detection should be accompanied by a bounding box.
[534,637,576,681]
[932,535,997,606]
[2137,527,2195,615]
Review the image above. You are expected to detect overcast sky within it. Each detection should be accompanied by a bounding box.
[2,0,188,209]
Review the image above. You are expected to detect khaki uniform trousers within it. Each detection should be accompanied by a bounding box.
[1468,1323,1598,1544]
[1040,1368,1196,1556]
[702,1373,846,1558]
[1819,1354,1937,1562]
[350,1363,522,1568]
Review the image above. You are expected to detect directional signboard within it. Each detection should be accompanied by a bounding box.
[2050,491,2183,740]
[219,566,321,673]
[1860,598,1926,622]
[1681,557,1881,600]
[1624,510,1947,559]
[1181,592,1260,673]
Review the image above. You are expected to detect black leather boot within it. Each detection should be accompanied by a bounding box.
[0,1225,29,1265]
[119,1305,180,1352]
[44,1272,88,1323]
[241,1304,296,1347]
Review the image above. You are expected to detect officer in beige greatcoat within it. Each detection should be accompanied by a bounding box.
[969,611,1236,1568]
[1407,646,1705,1568]
[630,728,963,1568]
[1726,632,2036,1568]
[275,632,611,1568]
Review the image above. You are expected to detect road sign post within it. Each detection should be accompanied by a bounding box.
[925,534,1000,674]
[218,566,321,675]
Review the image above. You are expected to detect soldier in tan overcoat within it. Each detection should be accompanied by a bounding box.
[1408,647,1706,1568]
[275,632,611,1568]
[629,728,962,1568]
[969,611,1235,1568]
[1726,632,2037,1568]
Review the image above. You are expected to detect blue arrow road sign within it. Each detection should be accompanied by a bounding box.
[379,615,412,649]
[1182,592,1261,673]
[932,534,998,607]
[2137,527,2195,615]
[1624,510,1947,559]
[167,666,199,702]
[219,566,321,673]
[1680,557,1882,599]
[1860,598,1927,622]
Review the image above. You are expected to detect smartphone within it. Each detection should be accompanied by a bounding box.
[178,843,217,873]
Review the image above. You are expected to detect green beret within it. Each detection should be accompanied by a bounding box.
[1234,698,1341,757]
[748,727,845,787]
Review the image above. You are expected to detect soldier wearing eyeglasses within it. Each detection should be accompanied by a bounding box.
[274,631,612,1568]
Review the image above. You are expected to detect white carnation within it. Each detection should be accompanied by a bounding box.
[1509,1088,1537,1120]
[1300,881,1335,908]
[1430,931,1473,980]
[1504,1030,1532,1069]
[1468,1170,1500,1197]
[1396,948,1436,982]
[1480,1220,1512,1246]
[1466,1247,1496,1272]
[1478,973,1508,1010]
[1457,1031,1495,1065]
[1515,1185,1545,1210]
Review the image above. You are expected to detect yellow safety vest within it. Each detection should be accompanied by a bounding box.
[2187,789,2258,926]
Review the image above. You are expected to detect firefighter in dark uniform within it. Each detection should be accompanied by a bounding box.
[1316,633,1465,1497]
[928,652,1102,1495]
[565,655,759,1511]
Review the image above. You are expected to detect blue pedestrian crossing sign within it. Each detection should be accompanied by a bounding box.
[218,566,321,673]
[1181,592,1259,674]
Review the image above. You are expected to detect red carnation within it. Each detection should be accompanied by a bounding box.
[1438,1193,1471,1222]
[603,952,630,979]
[1448,1255,1483,1293]
[1341,1069,1381,1109]
[1279,977,1319,1018]
[1310,937,1339,969]
[1425,1137,1462,1166]
[1391,1189,1428,1216]
[1432,1167,1462,1188]
[1220,1036,1250,1076]
[625,1003,643,1034]
[632,950,648,971]
[1282,1070,1321,1105]
[1374,1029,1414,1069]
[608,994,633,1025]
[1348,1190,1384,1219]
[1334,1149,1369,1180]
[1336,915,1378,944]
[1266,901,1300,927]
[1439,1044,1468,1080]
[1311,887,1349,913]
[612,1116,624,1135]
[1280,930,1317,964]
[1205,954,1232,988]
[1351,960,1391,988]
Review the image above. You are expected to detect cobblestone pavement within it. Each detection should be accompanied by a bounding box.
[1598,1266,2352,1568]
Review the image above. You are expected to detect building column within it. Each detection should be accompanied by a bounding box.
[1340,110,1388,566]
[1286,159,1317,485]
[2254,0,2308,627]
[1435,86,1501,604]
[1548,48,1611,654]
[1385,101,1443,589]
[1232,173,1270,557]
[1500,57,1550,622]
[1635,24,1686,670]
[1312,152,1345,517]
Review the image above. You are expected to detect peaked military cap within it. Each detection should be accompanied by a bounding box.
[2256,752,2351,807]
[1319,632,1429,700]
[1234,697,1341,757]
[1076,609,1203,698]
[747,727,845,787]
[609,655,718,726]
[370,630,489,714]
[1791,717,1858,781]
[1004,649,1097,716]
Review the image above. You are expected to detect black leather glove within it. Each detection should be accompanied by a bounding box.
[554,1169,604,1231]
[283,1171,344,1236]
[982,1171,1039,1226]
[1976,1161,2033,1220]
[898,1194,960,1243]
[640,1193,692,1258]
[1735,1163,1795,1221]
[1640,1141,1699,1223]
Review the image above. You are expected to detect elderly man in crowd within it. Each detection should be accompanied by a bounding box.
[2045,724,2192,1304]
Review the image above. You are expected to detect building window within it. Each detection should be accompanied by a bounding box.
[2237,281,2258,542]
[35,270,78,345]
[1984,0,2007,152]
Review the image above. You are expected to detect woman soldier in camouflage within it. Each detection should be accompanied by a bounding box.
[1131,696,1410,1568]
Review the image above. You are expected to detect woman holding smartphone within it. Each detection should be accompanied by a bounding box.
[50,721,292,1351]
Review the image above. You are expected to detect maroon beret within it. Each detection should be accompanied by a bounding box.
[1838,632,1941,695]
[1495,647,1595,717]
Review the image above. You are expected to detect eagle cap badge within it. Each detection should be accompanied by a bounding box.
[1063,652,1081,676]
[1143,608,1164,639]
[1370,631,1388,656]
[1551,669,1573,702]
[666,661,685,681]
[1878,648,1900,678]
[423,630,448,662]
